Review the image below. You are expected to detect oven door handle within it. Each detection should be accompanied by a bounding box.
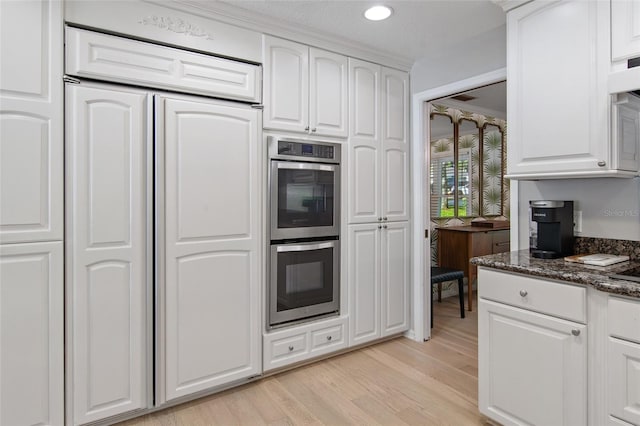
[273,161,338,172]
[276,241,336,252]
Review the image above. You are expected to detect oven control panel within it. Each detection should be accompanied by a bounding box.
[268,137,341,163]
[276,140,338,161]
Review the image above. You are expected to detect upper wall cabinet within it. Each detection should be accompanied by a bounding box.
[0,0,63,243]
[263,35,348,137]
[506,0,638,179]
[66,27,261,103]
[611,0,640,62]
[348,58,409,224]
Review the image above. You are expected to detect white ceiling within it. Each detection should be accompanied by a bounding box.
[192,0,506,65]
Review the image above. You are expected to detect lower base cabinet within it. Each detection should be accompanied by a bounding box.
[478,268,587,426]
[608,296,640,425]
[0,242,64,426]
[348,221,410,347]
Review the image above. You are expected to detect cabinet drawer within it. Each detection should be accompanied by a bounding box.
[492,230,510,254]
[478,268,587,323]
[271,333,307,360]
[609,296,640,344]
[263,316,348,372]
[311,324,344,351]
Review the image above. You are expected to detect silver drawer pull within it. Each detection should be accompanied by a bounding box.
[288,345,294,351]
[571,329,581,337]
[597,161,606,167]
[495,242,510,247]
[326,335,332,341]
[519,290,528,297]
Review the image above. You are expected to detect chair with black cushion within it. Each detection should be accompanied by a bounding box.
[430,267,465,328]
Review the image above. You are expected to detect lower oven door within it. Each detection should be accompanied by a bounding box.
[269,240,340,327]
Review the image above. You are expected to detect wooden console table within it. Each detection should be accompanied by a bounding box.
[437,225,510,311]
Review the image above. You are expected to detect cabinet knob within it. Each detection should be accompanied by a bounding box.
[597,161,606,167]
[571,329,581,337]
[311,128,317,132]
[288,345,294,351]
[326,335,332,341]
[383,217,388,221]
[378,217,383,221]
[519,290,528,297]
[383,225,388,229]
[378,225,382,229]
[304,126,310,131]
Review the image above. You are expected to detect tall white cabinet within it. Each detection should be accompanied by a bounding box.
[159,96,261,402]
[263,35,348,137]
[0,1,64,425]
[347,58,410,347]
[66,83,151,423]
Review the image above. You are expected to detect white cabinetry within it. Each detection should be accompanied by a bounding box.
[160,95,261,402]
[608,296,640,425]
[505,0,637,178]
[0,242,63,426]
[0,1,64,425]
[349,221,410,346]
[0,0,63,243]
[66,27,261,103]
[66,83,151,423]
[263,316,348,371]
[611,0,640,62]
[348,59,409,223]
[263,35,348,137]
[478,268,587,426]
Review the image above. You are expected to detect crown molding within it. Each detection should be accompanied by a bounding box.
[153,0,414,71]
[492,0,532,12]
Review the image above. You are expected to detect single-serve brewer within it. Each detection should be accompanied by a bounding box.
[529,200,574,259]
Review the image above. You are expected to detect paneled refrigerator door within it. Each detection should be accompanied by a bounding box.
[66,82,152,424]
[157,94,262,403]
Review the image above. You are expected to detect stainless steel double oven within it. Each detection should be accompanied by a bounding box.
[268,137,341,327]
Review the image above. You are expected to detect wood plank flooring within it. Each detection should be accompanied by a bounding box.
[118,293,486,425]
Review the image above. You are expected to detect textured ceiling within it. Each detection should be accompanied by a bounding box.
[196,0,506,63]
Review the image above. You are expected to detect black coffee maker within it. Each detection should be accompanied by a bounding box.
[529,200,574,259]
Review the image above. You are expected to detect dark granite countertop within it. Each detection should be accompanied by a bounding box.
[471,249,640,299]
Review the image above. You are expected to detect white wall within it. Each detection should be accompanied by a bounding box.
[410,25,506,94]
[518,178,640,247]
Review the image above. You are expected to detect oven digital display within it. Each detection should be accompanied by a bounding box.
[301,144,313,155]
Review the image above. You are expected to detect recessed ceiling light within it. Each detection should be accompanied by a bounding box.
[364,5,393,21]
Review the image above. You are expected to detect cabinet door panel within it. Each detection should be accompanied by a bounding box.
[611,0,640,62]
[507,0,608,175]
[66,84,150,423]
[263,36,308,133]
[381,68,409,221]
[162,96,261,401]
[382,147,409,221]
[0,241,63,426]
[348,59,381,224]
[349,144,380,223]
[609,337,640,425]
[309,48,347,137]
[348,224,381,345]
[381,222,410,336]
[0,0,62,243]
[479,300,587,426]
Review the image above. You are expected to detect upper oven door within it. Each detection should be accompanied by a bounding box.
[270,161,340,240]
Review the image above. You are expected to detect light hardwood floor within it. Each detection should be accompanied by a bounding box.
[118,293,485,425]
